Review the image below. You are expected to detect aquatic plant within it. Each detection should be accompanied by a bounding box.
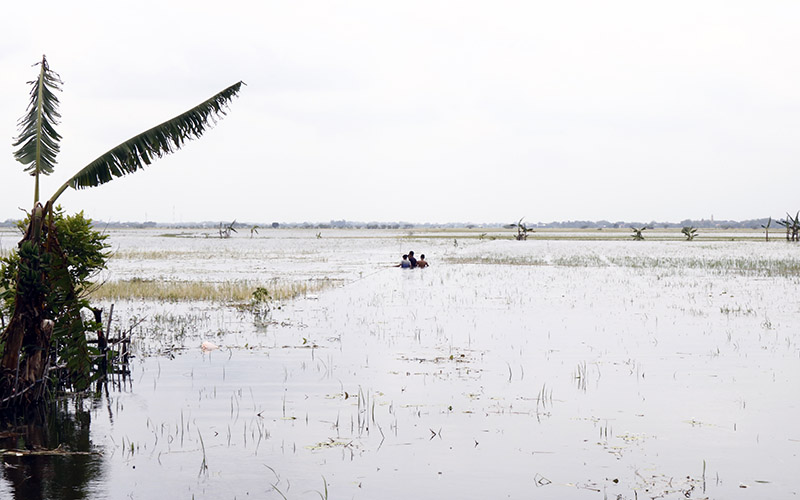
[445,252,800,277]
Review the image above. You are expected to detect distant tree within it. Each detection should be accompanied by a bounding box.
[761,217,771,242]
[776,212,799,241]
[630,226,646,241]
[507,217,534,241]
[681,226,698,241]
[219,220,238,238]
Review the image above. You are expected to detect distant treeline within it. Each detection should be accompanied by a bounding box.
[0,218,776,230]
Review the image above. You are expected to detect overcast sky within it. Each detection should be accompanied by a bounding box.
[2,1,799,224]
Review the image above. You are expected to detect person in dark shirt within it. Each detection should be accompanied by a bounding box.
[408,251,417,268]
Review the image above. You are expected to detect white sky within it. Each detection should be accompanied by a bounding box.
[2,0,799,224]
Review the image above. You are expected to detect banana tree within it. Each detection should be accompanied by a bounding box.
[506,217,533,240]
[219,220,238,238]
[1,55,243,407]
[681,226,698,241]
[761,217,771,242]
[775,212,799,242]
[630,226,646,241]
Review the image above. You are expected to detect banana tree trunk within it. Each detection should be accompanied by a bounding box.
[0,203,52,408]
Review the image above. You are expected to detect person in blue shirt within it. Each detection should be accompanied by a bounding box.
[394,255,411,268]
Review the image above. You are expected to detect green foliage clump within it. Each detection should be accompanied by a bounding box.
[251,286,272,304]
[1,207,108,312]
[49,210,109,290]
[0,207,109,389]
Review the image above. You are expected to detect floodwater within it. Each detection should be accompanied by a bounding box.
[1,228,798,499]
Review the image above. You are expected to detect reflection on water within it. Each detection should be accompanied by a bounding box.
[1,399,100,499]
[0,378,131,500]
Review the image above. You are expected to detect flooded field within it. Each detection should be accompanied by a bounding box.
[1,228,798,499]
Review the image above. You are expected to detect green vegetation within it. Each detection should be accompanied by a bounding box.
[219,220,238,238]
[776,212,799,241]
[630,226,646,241]
[1,55,242,408]
[92,278,336,303]
[508,218,534,240]
[761,217,772,242]
[0,208,109,394]
[682,226,698,241]
[445,253,800,277]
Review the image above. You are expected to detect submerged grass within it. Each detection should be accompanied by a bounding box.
[91,278,338,302]
[610,255,800,276]
[112,249,200,259]
[446,254,800,277]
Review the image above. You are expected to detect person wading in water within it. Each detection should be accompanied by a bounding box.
[394,254,411,268]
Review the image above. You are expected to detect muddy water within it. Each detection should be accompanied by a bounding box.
[1,230,798,499]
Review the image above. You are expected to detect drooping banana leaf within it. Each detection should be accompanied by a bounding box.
[49,81,244,203]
